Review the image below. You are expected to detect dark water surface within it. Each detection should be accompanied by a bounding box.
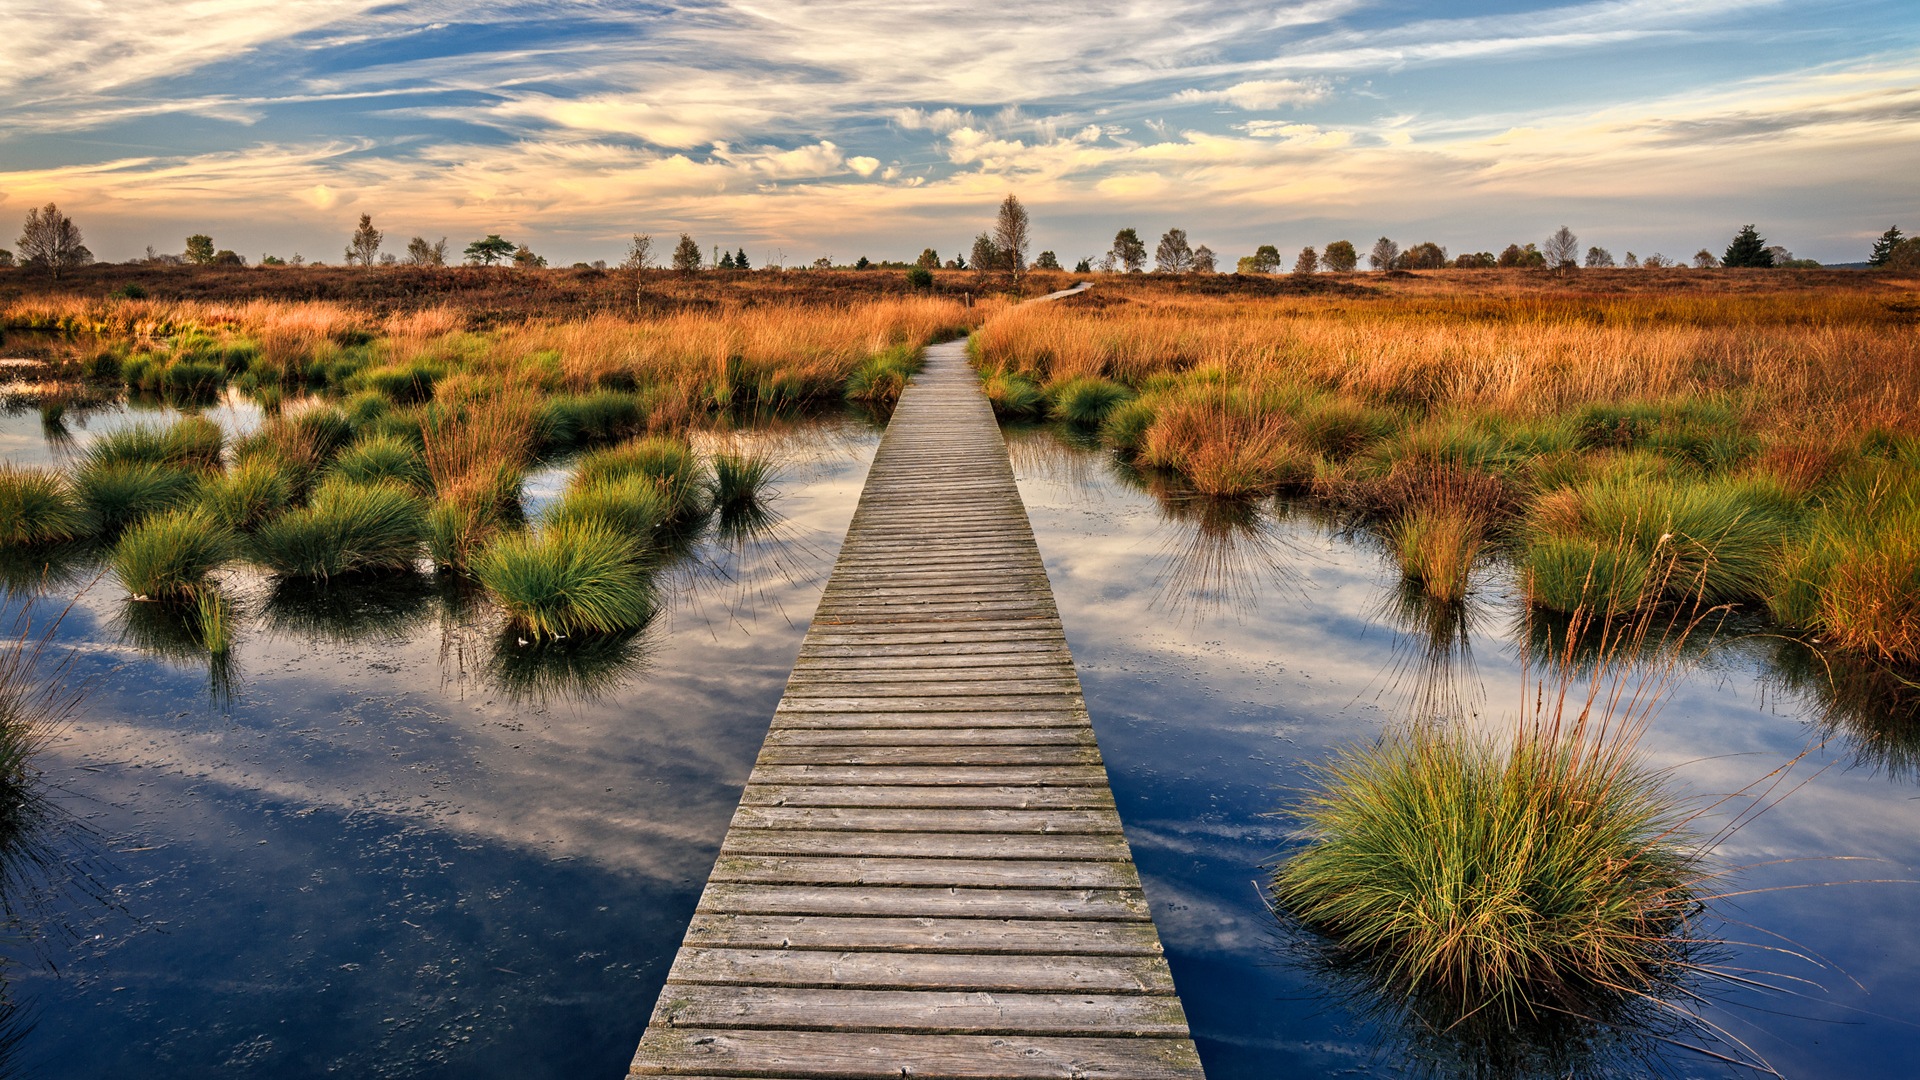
[1006,428,1920,1079]
[5,388,1920,1078]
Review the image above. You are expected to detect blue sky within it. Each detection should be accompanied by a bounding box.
[2,0,1915,266]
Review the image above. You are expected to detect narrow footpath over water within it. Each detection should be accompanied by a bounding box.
[628,333,1204,1078]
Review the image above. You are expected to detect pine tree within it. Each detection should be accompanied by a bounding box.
[1722,224,1772,268]
[719,251,735,270]
[734,248,750,270]
[1869,226,1905,267]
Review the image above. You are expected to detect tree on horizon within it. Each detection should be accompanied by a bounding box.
[1869,226,1904,267]
[464,235,514,265]
[992,195,1030,284]
[672,233,703,273]
[1109,228,1147,273]
[346,213,383,267]
[16,204,91,278]
[1723,224,1772,267]
[1321,240,1358,272]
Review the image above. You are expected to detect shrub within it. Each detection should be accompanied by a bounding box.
[328,432,431,492]
[573,437,707,522]
[110,509,236,599]
[248,479,428,578]
[195,459,293,532]
[74,460,198,535]
[0,466,86,546]
[83,416,225,471]
[1273,723,1699,1031]
[473,522,658,638]
[1048,377,1132,427]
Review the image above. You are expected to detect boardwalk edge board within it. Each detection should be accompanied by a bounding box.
[629,333,1205,1078]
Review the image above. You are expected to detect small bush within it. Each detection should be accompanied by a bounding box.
[249,479,427,579]
[573,437,707,522]
[195,459,292,532]
[0,466,86,546]
[1048,377,1132,427]
[474,522,658,638]
[75,460,198,535]
[328,433,431,492]
[110,509,236,599]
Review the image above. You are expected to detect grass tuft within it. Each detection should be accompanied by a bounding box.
[248,478,428,579]
[0,466,87,546]
[573,437,708,523]
[473,522,658,638]
[110,509,236,599]
[1388,507,1483,604]
[1048,377,1132,427]
[328,432,431,492]
[74,460,198,535]
[195,459,292,532]
[83,416,225,472]
[710,450,775,513]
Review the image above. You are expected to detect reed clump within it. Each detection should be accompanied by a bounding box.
[710,450,775,513]
[1048,376,1132,427]
[1389,507,1484,605]
[0,466,85,546]
[327,432,431,492]
[573,437,707,524]
[74,460,198,535]
[82,416,225,472]
[195,458,293,532]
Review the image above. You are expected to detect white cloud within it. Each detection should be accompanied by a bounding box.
[846,155,881,177]
[1176,78,1330,110]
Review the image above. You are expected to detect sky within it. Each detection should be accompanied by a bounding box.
[1,0,1916,267]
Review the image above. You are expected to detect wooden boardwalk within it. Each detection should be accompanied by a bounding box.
[629,338,1204,1078]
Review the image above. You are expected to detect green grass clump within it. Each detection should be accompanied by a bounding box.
[540,391,642,449]
[845,347,922,405]
[573,437,707,522]
[0,466,86,546]
[84,416,225,471]
[328,433,431,492]
[74,460,198,535]
[352,361,442,404]
[981,371,1047,419]
[541,476,675,540]
[1273,723,1698,1028]
[1048,377,1132,427]
[109,509,236,599]
[1525,471,1800,611]
[161,359,225,401]
[1100,396,1159,454]
[1388,507,1483,605]
[710,451,774,513]
[1768,466,1920,661]
[473,522,658,638]
[195,459,293,532]
[1525,536,1654,613]
[248,479,428,579]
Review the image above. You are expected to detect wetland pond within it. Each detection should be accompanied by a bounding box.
[2,391,1918,1078]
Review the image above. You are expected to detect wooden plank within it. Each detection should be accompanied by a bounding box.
[718,829,1131,861]
[709,855,1142,889]
[752,745,1100,766]
[656,945,1167,991]
[648,985,1189,1037]
[745,764,1110,786]
[762,728,1094,747]
[695,883,1151,920]
[729,806,1122,833]
[739,785,1116,810]
[629,1029,1202,1079]
[682,914,1166,955]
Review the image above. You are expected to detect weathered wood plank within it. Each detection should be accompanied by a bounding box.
[694,883,1151,920]
[746,763,1110,786]
[649,985,1189,1038]
[658,947,1175,994]
[629,1029,1202,1079]
[739,784,1116,810]
[718,829,1131,861]
[729,805,1121,833]
[753,744,1100,766]
[683,914,1166,955]
[709,855,1142,889]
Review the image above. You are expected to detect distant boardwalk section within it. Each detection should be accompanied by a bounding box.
[629,337,1204,1077]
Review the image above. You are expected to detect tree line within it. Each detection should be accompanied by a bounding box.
[7,200,1917,278]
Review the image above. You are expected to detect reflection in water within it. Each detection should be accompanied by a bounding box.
[1768,640,1920,781]
[260,574,441,646]
[1373,578,1490,723]
[114,595,242,704]
[485,626,658,705]
[0,547,94,605]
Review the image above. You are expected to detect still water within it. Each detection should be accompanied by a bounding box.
[2,389,1917,1077]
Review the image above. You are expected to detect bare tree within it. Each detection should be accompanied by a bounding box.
[346,213,383,267]
[1543,225,1579,269]
[1293,246,1318,274]
[1191,244,1216,274]
[1154,228,1194,273]
[992,195,1030,283]
[1368,237,1399,270]
[17,204,92,278]
[622,234,655,271]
